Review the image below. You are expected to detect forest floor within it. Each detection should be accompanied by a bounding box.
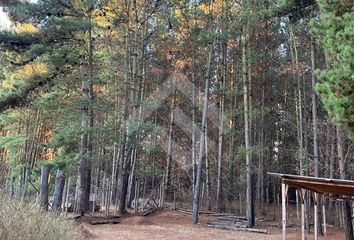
[77,208,345,240]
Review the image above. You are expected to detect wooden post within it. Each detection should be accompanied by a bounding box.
[299,188,306,240]
[296,190,300,219]
[314,192,318,240]
[65,176,70,214]
[282,182,288,240]
[322,195,327,237]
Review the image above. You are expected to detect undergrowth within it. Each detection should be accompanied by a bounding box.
[0,193,83,240]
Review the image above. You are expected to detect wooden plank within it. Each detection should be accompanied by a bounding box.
[283,179,354,197]
[268,173,354,198]
[268,172,354,185]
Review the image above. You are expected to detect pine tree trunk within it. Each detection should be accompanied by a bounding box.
[329,129,335,210]
[85,12,94,212]
[337,125,354,240]
[117,25,131,215]
[258,76,265,214]
[205,123,211,211]
[126,148,138,208]
[289,22,305,177]
[192,43,212,224]
[191,48,197,194]
[216,42,226,212]
[39,164,49,211]
[78,63,90,216]
[52,169,65,213]
[164,105,174,204]
[242,23,255,228]
[311,36,322,235]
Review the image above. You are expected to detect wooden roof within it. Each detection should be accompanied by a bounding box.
[268,172,354,200]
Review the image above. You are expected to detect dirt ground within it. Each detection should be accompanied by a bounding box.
[79,210,345,240]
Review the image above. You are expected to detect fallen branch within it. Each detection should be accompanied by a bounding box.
[176,209,193,214]
[205,223,269,234]
[89,219,120,225]
[67,215,81,220]
[217,216,247,221]
[143,208,157,217]
[207,221,246,228]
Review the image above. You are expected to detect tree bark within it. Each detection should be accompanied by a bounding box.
[205,123,211,211]
[39,164,49,211]
[216,41,226,212]
[78,63,90,216]
[192,43,212,224]
[337,125,354,240]
[52,169,65,213]
[242,22,255,228]
[117,23,132,214]
[164,103,175,204]
[311,35,322,235]
[191,47,197,194]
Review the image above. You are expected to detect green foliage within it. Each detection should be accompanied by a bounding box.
[312,0,354,139]
[139,162,164,179]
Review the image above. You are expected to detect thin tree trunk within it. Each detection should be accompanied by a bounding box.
[192,43,213,224]
[86,11,95,212]
[127,148,138,208]
[65,176,70,213]
[329,128,335,210]
[164,103,175,204]
[78,63,90,216]
[216,41,226,212]
[191,48,197,194]
[117,24,132,214]
[337,125,354,240]
[242,22,255,228]
[311,36,322,235]
[205,123,211,211]
[258,78,265,215]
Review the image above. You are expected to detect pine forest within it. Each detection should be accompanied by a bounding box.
[0,0,353,239]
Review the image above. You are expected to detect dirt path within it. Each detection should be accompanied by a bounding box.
[80,211,344,240]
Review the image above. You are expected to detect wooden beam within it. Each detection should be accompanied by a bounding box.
[283,179,354,196]
[268,172,354,186]
[282,182,288,240]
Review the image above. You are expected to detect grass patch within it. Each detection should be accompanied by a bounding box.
[0,193,83,240]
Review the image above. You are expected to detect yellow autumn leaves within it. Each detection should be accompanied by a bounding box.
[15,23,39,33]
[1,63,48,90]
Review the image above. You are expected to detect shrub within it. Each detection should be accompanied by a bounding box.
[0,193,83,240]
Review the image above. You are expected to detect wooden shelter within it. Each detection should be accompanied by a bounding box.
[268,172,354,240]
